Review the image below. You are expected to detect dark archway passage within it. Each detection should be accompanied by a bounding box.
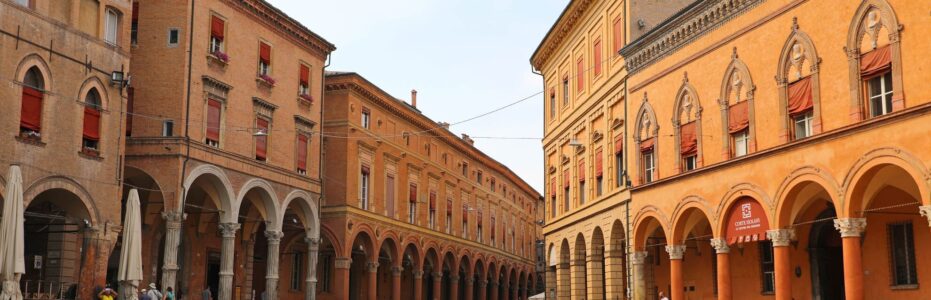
[809,208,845,300]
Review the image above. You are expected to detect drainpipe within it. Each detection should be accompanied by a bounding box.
[174,0,196,294]
[318,53,330,216]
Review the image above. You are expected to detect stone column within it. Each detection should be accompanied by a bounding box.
[604,248,626,300]
[501,279,509,300]
[630,251,648,300]
[160,212,186,290]
[709,238,732,300]
[413,270,424,300]
[665,245,686,300]
[570,257,586,299]
[477,280,488,300]
[464,278,474,300]
[835,218,867,300]
[488,281,498,300]
[766,229,796,300]
[545,266,557,300]
[432,272,443,300]
[333,257,352,300]
[449,275,460,300]
[367,262,379,300]
[587,252,605,300]
[555,262,569,300]
[391,266,403,300]
[218,223,241,300]
[264,230,284,300]
[304,237,319,300]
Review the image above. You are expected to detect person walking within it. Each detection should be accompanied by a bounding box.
[141,289,150,300]
[658,291,670,300]
[202,286,213,300]
[146,283,163,300]
[163,287,176,300]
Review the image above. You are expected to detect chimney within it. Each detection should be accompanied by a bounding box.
[411,89,418,108]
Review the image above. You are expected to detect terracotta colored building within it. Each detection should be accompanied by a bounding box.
[125,1,333,300]
[319,72,542,300]
[536,0,931,300]
[0,0,131,298]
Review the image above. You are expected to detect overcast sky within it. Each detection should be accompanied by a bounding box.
[266,0,568,192]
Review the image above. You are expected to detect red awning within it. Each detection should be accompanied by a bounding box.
[300,65,310,86]
[639,137,655,152]
[614,135,623,154]
[679,121,697,155]
[563,170,570,188]
[259,42,271,64]
[82,107,100,141]
[409,184,417,203]
[206,99,221,141]
[595,149,604,178]
[578,161,585,182]
[429,192,436,210]
[211,16,225,40]
[860,45,891,79]
[724,197,770,245]
[787,76,813,116]
[728,101,749,133]
[20,86,43,131]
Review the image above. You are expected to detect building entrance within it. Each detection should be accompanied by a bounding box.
[809,209,845,300]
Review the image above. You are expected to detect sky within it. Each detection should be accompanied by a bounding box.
[266,0,569,192]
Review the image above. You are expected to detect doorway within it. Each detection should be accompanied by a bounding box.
[808,208,845,300]
[206,251,221,299]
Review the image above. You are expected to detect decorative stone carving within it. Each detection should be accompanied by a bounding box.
[766,229,796,247]
[833,218,867,237]
[218,223,240,238]
[334,258,352,269]
[918,205,931,227]
[412,270,424,279]
[709,238,730,254]
[665,245,686,260]
[265,230,284,243]
[366,262,379,272]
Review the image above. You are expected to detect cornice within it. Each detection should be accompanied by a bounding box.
[530,0,595,70]
[620,0,765,75]
[223,0,336,58]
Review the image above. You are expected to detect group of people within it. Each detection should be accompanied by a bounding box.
[97,283,182,300]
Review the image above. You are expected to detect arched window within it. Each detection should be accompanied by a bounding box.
[20,67,45,139]
[634,95,658,184]
[673,74,702,173]
[777,18,822,141]
[846,0,903,120]
[719,49,756,159]
[82,88,102,153]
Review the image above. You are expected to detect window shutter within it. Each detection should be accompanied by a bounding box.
[728,101,749,133]
[446,199,452,216]
[20,86,43,131]
[613,18,623,52]
[210,16,225,40]
[615,135,623,154]
[563,170,570,188]
[593,40,602,76]
[860,45,891,78]
[550,178,556,197]
[409,184,417,203]
[82,106,101,141]
[255,118,268,160]
[680,121,697,155]
[595,149,603,178]
[787,76,813,116]
[578,161,585,182]
[206,99,221,141]
[640,137,655,152]
[259,42,271,64]
[429,192,436,211]
[299,65,310,86]
[297,134,308,171]
[576,58,584,91]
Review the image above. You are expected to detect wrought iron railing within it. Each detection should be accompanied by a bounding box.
[20,280,77,300]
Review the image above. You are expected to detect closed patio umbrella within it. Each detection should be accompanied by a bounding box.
[118,189,143,300]
[0,165,25,300]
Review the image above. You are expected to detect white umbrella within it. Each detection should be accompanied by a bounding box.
[118,189,143,300]
[0,165,25,300]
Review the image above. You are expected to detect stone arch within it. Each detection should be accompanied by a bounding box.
[607,219,626,252]
[715,184,774,238]
[182,164,235,217]
[777,18,824,140]
[670,195,717,242]
[774,166,843,227]
[673,73,705,171]
[15,53,53,91]
[632,205,670,248]
[320,223,343,259]
[378,235,401,266]
[634,94,660,183]
[24,175,100,225]
[277,190,319,238]
[718,49,758,157]
[77,75,111,110]
[845,0,905,118]
[349,229,377,260]
[841,148,930,217]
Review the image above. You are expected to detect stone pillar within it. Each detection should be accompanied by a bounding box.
[160,212,186,290]
[630,251,648,300]
[304,237,319,300]
[218,223,240,300]
[835,218,867,300]
[665,245,686,300]
[367,262,379,300]
[432,272,443,300]
[511,280,518,300]
[391,266,403,300]
[488,281,498,300]
[464,278,474,300]
[766,229,796,300]
[413,270,424,300]
[477,280,487,300]
[449,275,460,300]
[586,251,606,300]
[545,267,557,300]
[263,230,283,300]
[570,257,586,300]
[710,238,732,300]
[333,257,351,300]
[501,279,509,300]
[604,248,626,300]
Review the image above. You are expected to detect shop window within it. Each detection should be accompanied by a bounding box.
[888,222,918,286]
[759,241,775,294]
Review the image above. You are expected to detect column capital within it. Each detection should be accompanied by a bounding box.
[833,218,867,237]
[218,223,240,238]
[433,272,443,280]
[450,275,460,281]
[709,238,730,254]
[766,229,796,247]
[412,270,424,279]
[265,230,284,243]
[304,236,321,247]
[161,211,187,224]
[391,266,403,276]
[334,257,352,269]
[366,262,379,272]
[665,244,686,260]
[478,280,488,288]
[919,205,931,227]
[630,251,648,265]
[467,278,475,285]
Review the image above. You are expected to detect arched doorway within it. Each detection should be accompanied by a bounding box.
[348,232,374,300]
[808,207,844,300]
[22,188,94,298]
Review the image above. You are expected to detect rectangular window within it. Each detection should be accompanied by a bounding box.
[13,0,30,7]
[550,196,556,218]
[888,222,918,286]
[104,9,119,45]
[462,163,468,177]
[563,187,570,212]
[255,118,269,161]
[579,181,586,204]
[320,255,331,292]
[131,2,138,45]
[361,109,371,129]
[562,77,569,107]
[683,155,697,171]
[490,179,496,192]
[869,72,894,117]
[210,15,225,53]
[733,130,749,157]
[360,167,370,210]
[759,241,775,294]
[290,251,303,290]
[593,39,602,76]
[576,58,584,92]
[206,99,221,146]
[386,175,395,218]
[446,197,453,234]
[616,152,624,187]
[549,90,556,118]
[793,111,813,140]
[167,28,180,47]
[408,183,417,224]
[596,177,603,196]
[477,171,483,184]
[259,42,272,76]
[613,17,624,52]
[642,152,654,183]
[296,134,308,175]
[162,120,174,137]
[429,207,436,230]
[299,64,311,96]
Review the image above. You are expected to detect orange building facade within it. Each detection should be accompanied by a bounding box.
[537,0,931,300]
[125,1,333,300]
[319,72,542,300]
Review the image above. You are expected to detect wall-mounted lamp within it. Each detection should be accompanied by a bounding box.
[110,71,128,87]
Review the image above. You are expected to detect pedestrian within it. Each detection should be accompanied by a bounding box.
[97,286,117,300]
[141,289,150,300]
[658,291,670,300]
[202,286,213,300]
[163,287,175,300]
[146,283,163,300]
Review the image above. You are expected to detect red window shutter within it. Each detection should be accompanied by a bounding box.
[361,165,370,175]
[82,107,101,141]
[126,87,134,136]
[576,58,584,91]
[640,137,655,152]
[613,17,623,52]
[20,86,43,131]
[259,42,271,64]
[860,45,891,78]
[297,134,308,171]
[299,65,310,86]
[615,135,624,154]
[595,149,603,178]
[787,76,813,116]
[491,215,496,238]
[132,2,139,22]
[727,101,749,133]
[409,184,417,203]
[578,161,586,182]
[255,118,268,160]
[680,121,697,155]
[593,40,602,76]
[478,210,483,226]
[462,204,468,221]
[447,199,452,215]
[563,170,570,188]
[429,192,437,210]
[206,99,221,141]
[550,178,556,197]
[210,16,225,40]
